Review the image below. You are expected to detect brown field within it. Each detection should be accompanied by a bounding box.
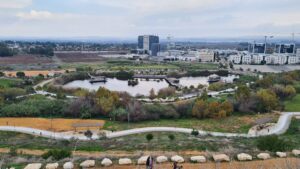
[0,118,105,132]
[4,70,69,77]
[0,55,53,65]
[55,53,106,63]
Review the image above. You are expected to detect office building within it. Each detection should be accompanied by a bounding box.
[248,43,266,54]
[275,44,296,54]
[138,35,160,56]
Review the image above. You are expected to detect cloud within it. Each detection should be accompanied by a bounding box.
[16,10,53,20]
[0,0,32,9]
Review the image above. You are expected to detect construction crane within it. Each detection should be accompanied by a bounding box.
[264,35,274,54]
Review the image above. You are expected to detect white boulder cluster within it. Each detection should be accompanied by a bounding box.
[21,149,300,168]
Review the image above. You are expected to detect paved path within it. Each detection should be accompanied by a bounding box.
[0,112,299,140]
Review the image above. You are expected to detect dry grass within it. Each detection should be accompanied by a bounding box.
[4,70,67,77]
[0,55,53,65]
[0,118,105,132]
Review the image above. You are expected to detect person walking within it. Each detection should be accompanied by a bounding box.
[146,156,154,169]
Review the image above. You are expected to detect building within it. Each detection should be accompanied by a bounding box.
[198,50,215,62]
[288,56,298,64]
[138,35,160,56]
[248,43,266,54]
[242,55,252,64]
[229,54,242,64]
[265,54,287,65]
[275,44,296,54]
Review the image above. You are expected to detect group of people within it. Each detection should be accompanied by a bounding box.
[146,156,183,169]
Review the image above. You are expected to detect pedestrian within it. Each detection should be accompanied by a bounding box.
[173,161,178,169]
[146,156,154,169]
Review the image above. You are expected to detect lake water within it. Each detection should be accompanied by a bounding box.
[64,75,238,96]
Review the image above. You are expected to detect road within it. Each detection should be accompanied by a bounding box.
[0,112,299,140]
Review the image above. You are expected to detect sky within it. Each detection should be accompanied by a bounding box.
[0,0,300,39]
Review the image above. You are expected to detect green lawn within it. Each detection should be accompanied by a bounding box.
[0,78,22,88]
[104,113,278,133]
[284,94,300,112]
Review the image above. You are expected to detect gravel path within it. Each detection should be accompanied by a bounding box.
[0,112,299,140]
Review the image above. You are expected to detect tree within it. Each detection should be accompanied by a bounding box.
[146,133,154,142]
[220,101,233,116]
[0,72,4,77]
[191,129,199,136]
[96,87,119,115]
[110,108,128,121]
[168,134,175,141]
[235,85,251,102]
[206,101,221,118]
[149,88,156,100]
[256,89,280,113]
[192,99,207,118]
[16,71,25,78]
[157,87,176,98]
[84,130,93,139]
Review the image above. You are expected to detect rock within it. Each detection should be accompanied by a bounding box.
[292,149,300,156]
[237,153,252,161]
[24,163,42,169]
[80,160,95,168]
[63,162,74,169]
[190,156,206,163]
[101,158,113,167]
[156,156,168,163]
[276,152,287,158]
[213,154,230,162]
[137,156,149,165]
[257,153,271,160]
[171,155,184,163]
[119,158,132,165]
[45,163,59,169]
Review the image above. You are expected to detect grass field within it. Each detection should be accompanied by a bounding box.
[284,94,300,112]
[104,113,279,133]
[0,78,22,88]
[0,118,105,132]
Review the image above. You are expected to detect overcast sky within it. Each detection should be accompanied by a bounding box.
[0,0,300,39]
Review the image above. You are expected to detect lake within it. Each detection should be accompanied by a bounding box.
[63,75,238,96]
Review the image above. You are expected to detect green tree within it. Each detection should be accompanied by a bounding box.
[96,87,119,115]
[220,100,233,116]
[146,133,154,142]
[110,108,128,121]
[0,72,4,77]
[16,71,25,78]
[256,89,280,112]
[168,134,175,141]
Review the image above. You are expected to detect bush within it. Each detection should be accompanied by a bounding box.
[42,149,71,160]
[256,135,291,152]
[191,129,199,136]
[168,134,175,141]
[146,133,154,142]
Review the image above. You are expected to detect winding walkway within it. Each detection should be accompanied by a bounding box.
[0,112,299,140]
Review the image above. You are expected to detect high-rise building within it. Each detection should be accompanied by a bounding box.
[138,35,160,56]
[248,43,266,54]
[275,44,296,54]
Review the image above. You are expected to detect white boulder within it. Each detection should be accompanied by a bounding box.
[45,163,59,169]
[119,158,132,165]
[190,156,206,163]
[171,155,184,163]
[24,163,42,169]
[156,156,168,163]
[257,153,271,160]
[137,156,149,165]
[213,154,230,162]
[292,149,300,156]
[63,162,74,169]
[237,153,252,161]
[101,158,113,166]
[276,152,287,158]
[80,160,95,168]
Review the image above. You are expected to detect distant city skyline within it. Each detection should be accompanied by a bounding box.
[1,0,300,39]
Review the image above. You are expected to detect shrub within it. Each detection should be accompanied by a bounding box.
[191,129,199,136]
[256,135,291,152]
[146,133,154,142]
[9,147,17,156]
[168,134,175,141]
[42,149,71,160]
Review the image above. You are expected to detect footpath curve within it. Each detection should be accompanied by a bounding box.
[0,112,299,140]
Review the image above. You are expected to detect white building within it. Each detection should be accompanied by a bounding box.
[288,56,298,64]
[198,50,215,62]
[252,54,264,64]
[265,54,287,65]
[229,54,242,64]
[242,55,252,64]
